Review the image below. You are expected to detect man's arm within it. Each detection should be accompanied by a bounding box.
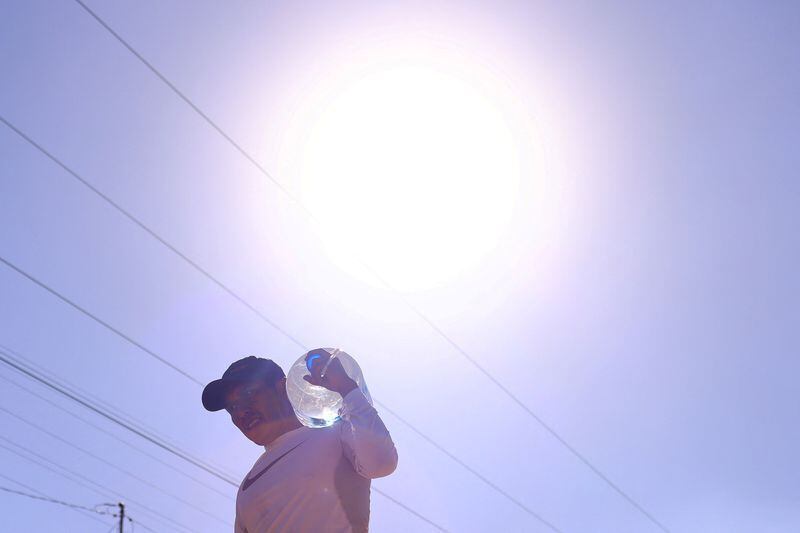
[304,353,398,479]
[339,388,398,479]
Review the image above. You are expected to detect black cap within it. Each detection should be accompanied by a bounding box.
[202,356,285,412]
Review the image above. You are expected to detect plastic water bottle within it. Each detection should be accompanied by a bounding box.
[286,348,372,428]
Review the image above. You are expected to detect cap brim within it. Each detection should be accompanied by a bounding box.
[202,378,247,412]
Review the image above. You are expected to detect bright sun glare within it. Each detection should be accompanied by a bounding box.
[301,65,521,291]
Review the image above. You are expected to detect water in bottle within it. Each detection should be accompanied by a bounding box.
[285,348,372,428]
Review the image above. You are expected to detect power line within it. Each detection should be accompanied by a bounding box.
[0,371,233,501]
[0,346,236,485]
[374,401,562,531]
[0,347,448,532]
[0,485,112,516]
[0,351,448,532]
[65,3,669,531]
[95,504,137,533]
[0,440,183,533]
[0,114,306,352]
[0,253,201,386]
[9,482,148,533]
[0,442,112,507]
[0,438,190,533]
[0,405,232,527]
[0,485,129,531]
[9,482,153,533]
[0,472,111,527]
[0,341,235,481]
[0,116,560,531]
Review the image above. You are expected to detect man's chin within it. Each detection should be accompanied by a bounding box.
[244,421,275,445]
[246,434,268,446]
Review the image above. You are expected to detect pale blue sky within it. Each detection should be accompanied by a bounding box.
[1,1,799,532]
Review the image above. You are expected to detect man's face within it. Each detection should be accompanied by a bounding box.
[224,379,285,445]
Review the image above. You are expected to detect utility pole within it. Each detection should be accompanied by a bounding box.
[118,502,125,533]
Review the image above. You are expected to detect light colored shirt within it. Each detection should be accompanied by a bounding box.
[234,389,398,533]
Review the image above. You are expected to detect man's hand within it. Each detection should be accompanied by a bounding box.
[303,351,358,397]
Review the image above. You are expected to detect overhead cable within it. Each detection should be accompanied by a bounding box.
[0,346,234,485]
[0,347,448,532]
[0,473,111,527]
[61,5,669,530]
[0,405,232,526]
[0,438,191,533]
[0,116,560,531]
[0,371,233,501]
[0,341,236,481]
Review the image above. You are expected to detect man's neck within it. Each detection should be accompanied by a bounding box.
[264,416,304,448]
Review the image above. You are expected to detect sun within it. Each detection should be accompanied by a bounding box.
[300,65,521,291]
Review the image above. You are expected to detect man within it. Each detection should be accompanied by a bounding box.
[202,351,398,532]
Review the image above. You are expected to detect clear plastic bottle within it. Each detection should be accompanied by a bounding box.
[286,348,372,428]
